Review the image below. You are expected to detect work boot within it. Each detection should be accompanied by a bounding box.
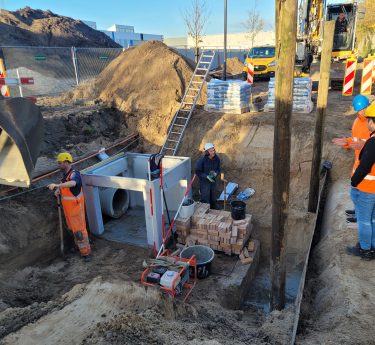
[346,245,372,260]
[345,209,355,217]
[346,217,357,223]
[361,250,373,261]
[82,255,92,262]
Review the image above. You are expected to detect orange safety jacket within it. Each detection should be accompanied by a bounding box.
[342,115,370,174]
[60,169,91,256]
[352,133,375,194]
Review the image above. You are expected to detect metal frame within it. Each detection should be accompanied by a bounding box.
[81,153,191,249]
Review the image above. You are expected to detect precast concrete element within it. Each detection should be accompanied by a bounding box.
[81,153,192,250]
[99,187,130,218]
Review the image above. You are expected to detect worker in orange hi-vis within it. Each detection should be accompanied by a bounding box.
[48,152,91,260]
[332,95,371,223]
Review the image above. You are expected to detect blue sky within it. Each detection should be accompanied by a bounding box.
[1,0,347,37]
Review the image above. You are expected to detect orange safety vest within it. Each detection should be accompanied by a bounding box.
[355,134,375,194]
[60,169,91,256]
[344,115,370,174]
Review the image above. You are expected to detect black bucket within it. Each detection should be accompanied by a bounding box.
[231,201,246,220]
[180,245,215,279]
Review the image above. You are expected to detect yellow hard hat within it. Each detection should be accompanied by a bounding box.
[56,152,73,163]
[364,102,375,118]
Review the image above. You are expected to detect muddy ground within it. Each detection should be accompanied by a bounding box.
[0,77,374,344]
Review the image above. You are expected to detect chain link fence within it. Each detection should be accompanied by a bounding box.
[1,46,124,97]
[1,45,248,97]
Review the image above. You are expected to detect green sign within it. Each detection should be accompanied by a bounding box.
[99,56,109,61]
[34,55,47,61]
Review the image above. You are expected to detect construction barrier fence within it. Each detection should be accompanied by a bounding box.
[0,46,124,97]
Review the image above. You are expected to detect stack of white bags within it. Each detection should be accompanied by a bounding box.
[265,77,314,113]
[204,79,251,112]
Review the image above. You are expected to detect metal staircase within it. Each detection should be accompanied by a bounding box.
[160,50,215,156]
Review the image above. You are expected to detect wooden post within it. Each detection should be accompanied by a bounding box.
[270,0,298,311]
[308,21,335,213]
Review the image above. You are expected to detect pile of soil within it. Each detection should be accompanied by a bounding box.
[222,57,245,75]
[64,40,206,148]
[0,7,120,47]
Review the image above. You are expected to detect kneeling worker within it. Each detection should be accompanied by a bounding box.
[195,143,221,209]
[48,152,91,259]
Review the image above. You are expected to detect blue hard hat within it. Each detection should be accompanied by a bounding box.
[353,95,370,112]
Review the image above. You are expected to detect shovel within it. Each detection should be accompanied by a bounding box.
[56,194,65,257]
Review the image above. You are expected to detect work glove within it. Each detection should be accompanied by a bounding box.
[207,171,217,183]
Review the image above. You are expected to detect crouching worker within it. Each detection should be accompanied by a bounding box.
[195,143,221,209]
[48,152,91,260]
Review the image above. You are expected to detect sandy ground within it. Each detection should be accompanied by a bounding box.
[1,39,374,344]
[296,179,375,345]
[0,86,361,344]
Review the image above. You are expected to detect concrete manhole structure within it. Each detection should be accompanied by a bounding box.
[81,153,192,248]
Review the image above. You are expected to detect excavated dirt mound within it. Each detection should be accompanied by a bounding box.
[221,57,245,75]
[63,40,206,149]
[0,7,120,47]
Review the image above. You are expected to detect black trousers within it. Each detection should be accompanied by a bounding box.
[200,180,217,209]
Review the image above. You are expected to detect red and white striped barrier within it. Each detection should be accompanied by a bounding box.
[0,77,34,86]
[360,58,374,95]
[342,59,357,96]
[372,58,375,84]
[0,58,10,97]
[247,61,254,85]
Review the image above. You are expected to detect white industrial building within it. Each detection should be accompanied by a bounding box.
[80,20,163,47]
[102,24,163,47]
[164,31,275,50]
[82,20,97,30]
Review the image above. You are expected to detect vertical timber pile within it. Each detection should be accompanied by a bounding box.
[308,21,335,212]
[270,0,298,311]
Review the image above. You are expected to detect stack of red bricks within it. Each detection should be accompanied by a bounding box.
[175,202,253,255]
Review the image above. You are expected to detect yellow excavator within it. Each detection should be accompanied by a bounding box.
[0,96,44,187]
[298,0,359,87]
[298,0,358,59]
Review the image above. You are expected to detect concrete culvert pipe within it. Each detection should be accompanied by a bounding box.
[99,188,129,218]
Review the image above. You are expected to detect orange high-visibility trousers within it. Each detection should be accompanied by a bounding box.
[60,188,91,257]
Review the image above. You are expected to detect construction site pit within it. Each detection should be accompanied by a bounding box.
[0,41,374,345]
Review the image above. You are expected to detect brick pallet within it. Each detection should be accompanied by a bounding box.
[176,202,253,255]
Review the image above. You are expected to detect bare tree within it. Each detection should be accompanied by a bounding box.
[182,0,209,63]
[244,0,265,48]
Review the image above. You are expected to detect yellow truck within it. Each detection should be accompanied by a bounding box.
[242,46,276,80]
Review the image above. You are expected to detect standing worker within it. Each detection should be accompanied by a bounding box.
[332,95,370,222]
[48,152,91,260]
[195,143,221,209]
[346,102,375,260]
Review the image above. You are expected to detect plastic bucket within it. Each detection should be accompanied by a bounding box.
[179,199,195,218]
[180,245,215,279]
[231,200,246,220]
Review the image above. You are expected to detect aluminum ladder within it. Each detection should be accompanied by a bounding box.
[160,49,215,156]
